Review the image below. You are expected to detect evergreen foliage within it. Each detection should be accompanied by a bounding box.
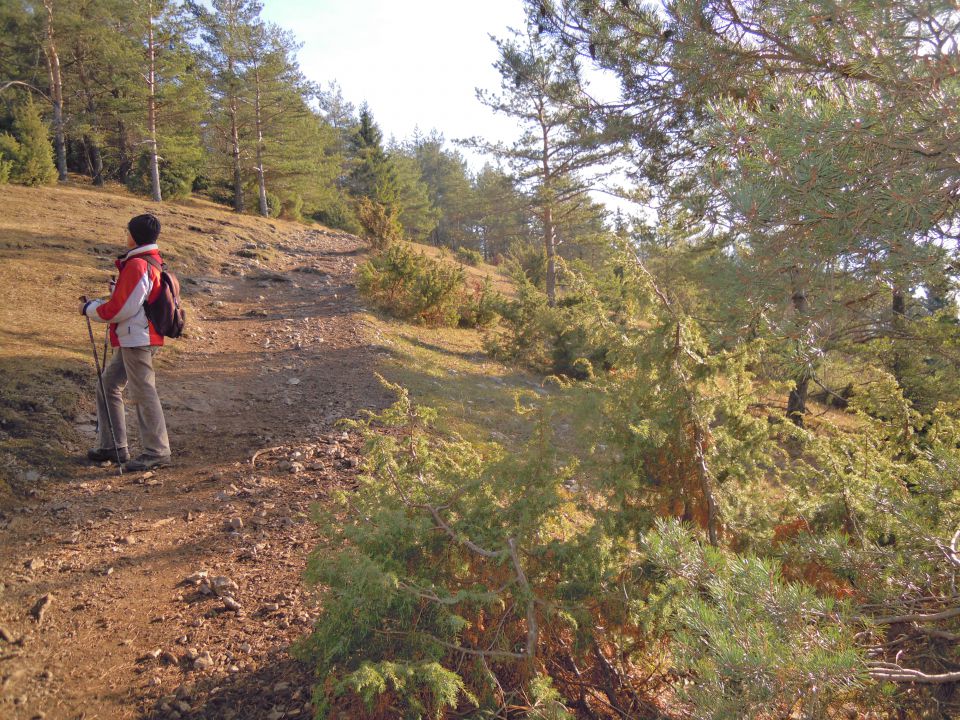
[0,95,57,186]
[357,244,501,329]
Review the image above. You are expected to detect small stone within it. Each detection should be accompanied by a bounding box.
[30,593,54,624]
[273,681,290,693]
[141,471,155,480]
[193,651,214,671]
[175,683,194,700]
[24,469,40,483]
[26,558,44,572]
[262,603,280,614]
[149,676,162,687]
[160,651,178,665]
[222,596,242,612]
[210,576,238,597]
[228,664,240,673]
[287,377,300,385]
[288,463,303,474]
[228,517,243,531]
[120,535,137,545]
[183,571,208,586]
[176,700,192,713]
[185,648,199,662]
[139,648,162,662]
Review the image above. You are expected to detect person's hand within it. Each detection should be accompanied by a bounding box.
[79,295,88,316]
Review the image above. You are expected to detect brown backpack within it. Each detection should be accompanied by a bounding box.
[142,255,186,339]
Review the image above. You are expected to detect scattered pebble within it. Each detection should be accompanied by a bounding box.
[193,651,214,671]
[30,593,54,624]
[222,596,242,612]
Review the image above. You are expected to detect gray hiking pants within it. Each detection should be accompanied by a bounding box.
[95,346,170,457]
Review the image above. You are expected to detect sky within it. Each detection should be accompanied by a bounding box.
[259,0,530,166]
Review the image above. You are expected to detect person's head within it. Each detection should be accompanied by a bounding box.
[127,213,161,249]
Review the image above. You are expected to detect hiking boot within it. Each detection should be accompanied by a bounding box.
[124,454,172,472]
[87,447,130,464]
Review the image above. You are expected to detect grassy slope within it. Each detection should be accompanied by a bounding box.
[0,181,332,498]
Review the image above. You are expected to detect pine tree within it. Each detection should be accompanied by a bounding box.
[192,0,262,212]
[470,26,618,305]
[412,132,475,250]
[348,104,400,209]
[0,94,57,186]
[390,147,440,243]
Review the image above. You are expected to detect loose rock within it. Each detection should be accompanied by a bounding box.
[30,593,54,624]
[193,651,214,671]
[222,596,242,612]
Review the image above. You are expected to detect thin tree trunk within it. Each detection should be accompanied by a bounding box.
[230,96,243,212]
[42,0,67,182]
[146,1,161,202]
[786,280,810,427]
[544,205,557,306]
[254,66,268,216]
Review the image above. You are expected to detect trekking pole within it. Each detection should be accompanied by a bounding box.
[80,295,123,476]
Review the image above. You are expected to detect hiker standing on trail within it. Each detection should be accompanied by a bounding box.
[80,213,171,471]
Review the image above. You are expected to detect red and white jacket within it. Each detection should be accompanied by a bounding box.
[84,244,164,348]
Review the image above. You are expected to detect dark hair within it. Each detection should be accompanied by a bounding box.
[128,214,161,246]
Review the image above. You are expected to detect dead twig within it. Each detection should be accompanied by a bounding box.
[251,446,283,468]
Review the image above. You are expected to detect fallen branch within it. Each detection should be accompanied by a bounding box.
[251,446,282,468]
[872,605,960,625]
[869,661,960,684]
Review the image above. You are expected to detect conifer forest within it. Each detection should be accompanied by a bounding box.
[2,1,960,719]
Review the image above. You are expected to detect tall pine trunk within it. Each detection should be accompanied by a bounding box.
[42,1,67,182]
[540,114,556,306]
[146,2,162,202]
[254,66,268,216]
[226,53,243,213]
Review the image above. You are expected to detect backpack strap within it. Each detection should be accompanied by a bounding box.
[140,255,166,271]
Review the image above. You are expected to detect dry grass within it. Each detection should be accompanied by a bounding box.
[361,310,546,447]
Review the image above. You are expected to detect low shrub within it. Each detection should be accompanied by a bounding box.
[126,151,196,199]
[458,276,502,329]
[312,194,362,234]
[358,244,464,327]
[455,246,484,266]
[356,197,403,250]
[358,244,503,328]
[487,267,608,379]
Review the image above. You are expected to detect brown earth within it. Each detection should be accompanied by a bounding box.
[0,184,393,719]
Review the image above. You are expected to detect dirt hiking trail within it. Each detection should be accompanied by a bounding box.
[0,226,392,720]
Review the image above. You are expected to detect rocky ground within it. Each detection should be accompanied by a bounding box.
[0,227,392,719]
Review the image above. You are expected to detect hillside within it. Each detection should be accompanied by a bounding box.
[0,182,529,719]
